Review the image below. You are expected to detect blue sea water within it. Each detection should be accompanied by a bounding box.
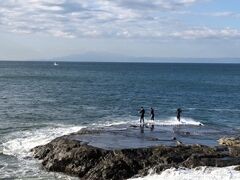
[0,61,240,179]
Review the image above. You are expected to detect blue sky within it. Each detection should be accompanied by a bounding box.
[0,0,240,60]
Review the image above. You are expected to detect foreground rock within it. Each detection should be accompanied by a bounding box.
[218,136,240,171]
[31,128,240,179]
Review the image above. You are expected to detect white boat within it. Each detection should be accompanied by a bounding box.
[54,62,58,66]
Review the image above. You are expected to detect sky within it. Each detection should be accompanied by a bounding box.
[0,0,240,61]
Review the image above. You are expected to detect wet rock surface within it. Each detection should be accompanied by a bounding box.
[31,128,240,179]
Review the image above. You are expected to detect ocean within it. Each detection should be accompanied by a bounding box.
[0,61,240,179]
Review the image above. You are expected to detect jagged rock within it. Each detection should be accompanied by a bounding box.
[218,137,240,147]
[31,131,240,179]
[234,165,240,171]
[228,147,240,157]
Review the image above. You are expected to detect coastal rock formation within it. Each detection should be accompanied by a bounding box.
[218,136,240,170]
[31,129,240,179]
[218,137,240,147]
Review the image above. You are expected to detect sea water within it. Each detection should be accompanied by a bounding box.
[0,62,240,179]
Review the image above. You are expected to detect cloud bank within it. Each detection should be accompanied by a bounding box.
[0,0,239,40]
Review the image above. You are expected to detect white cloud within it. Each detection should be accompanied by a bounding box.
[0,0,239,40]
[171,27,240,39]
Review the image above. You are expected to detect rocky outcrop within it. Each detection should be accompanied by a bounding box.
[218,136,240,171]
[218,137,240,147]
[31,130,240,179]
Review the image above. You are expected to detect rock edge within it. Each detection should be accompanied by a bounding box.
[31,131,240,180]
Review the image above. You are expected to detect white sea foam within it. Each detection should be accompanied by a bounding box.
[130,166,240,180]
[91,116,138,128]
[153,117,203,126]
[92,116,203,128]
[2,124,85,158]
[1,124,84,179]
[91,120,131,127]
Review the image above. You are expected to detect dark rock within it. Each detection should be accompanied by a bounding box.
[153,164,178,174]
[75,128,103,135]
[234,165,240,171]
[228,147,240,157]
[31,132,240,179]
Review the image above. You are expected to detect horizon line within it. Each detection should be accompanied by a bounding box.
[0,60,240,64]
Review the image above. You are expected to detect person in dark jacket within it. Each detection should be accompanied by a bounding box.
[150,107,154,121]
[177,108,182,122]
[139,107,145,124]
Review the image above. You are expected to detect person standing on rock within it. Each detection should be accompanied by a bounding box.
[150,107,154,121]
[139,107,145,124]
[177,108,182,122]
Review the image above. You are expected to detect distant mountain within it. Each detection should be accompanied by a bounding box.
[50,52,240,63]
[51,52,134,62]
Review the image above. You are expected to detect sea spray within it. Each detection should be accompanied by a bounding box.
[3,124,85,158]
[130,166,240,180]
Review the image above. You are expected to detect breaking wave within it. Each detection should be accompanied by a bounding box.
[130,166,240,180]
